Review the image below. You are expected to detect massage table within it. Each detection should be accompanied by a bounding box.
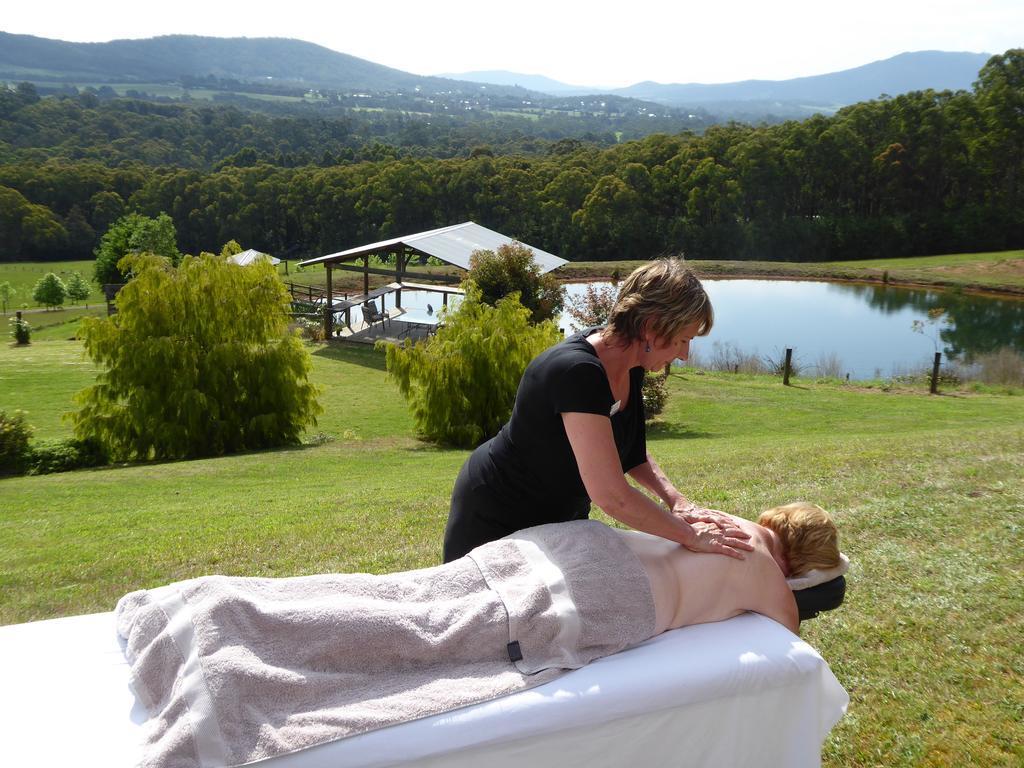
[0,610,847,767]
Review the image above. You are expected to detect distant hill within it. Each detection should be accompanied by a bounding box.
[436,70,600,96]
[445,51,993,110]
[0,32,535,97]
[613,51,992,107]
[0,34,995,125]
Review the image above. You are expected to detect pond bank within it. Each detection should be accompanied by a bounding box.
[558,253,1024,299]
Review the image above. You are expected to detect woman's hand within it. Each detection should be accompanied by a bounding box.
[673,503,754,559]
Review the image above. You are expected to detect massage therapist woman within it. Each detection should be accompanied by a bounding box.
[443,258,753,562]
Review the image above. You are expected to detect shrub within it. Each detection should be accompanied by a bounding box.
[641,372,669,419]
[468,242,565,323]
[296,317,326,342]
[766,349,802,378]
[9,316,31,344]
[381,283,561,447]
[0,409,33,476]
[32,272,66,310]
[566,282,619,328]
[71,252,322,461]
[27,437,108,475]
[973,348,1024,386]
[687,341,767,374]
[811,351,845,379]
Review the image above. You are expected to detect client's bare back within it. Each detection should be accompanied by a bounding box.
[617,517,799,635]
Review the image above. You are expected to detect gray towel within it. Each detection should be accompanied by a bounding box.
[116,519,656,768]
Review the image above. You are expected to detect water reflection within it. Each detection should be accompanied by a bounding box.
[832,283,1024,358]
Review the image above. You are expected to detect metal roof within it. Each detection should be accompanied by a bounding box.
[298,222,566,274]
[228,249,280,266]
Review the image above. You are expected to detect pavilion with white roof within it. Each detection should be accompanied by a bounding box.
[298,222,566,337]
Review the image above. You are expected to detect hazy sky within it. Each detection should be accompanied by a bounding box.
[4,1,1021,87]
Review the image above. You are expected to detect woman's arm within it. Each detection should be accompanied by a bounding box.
[628,455,751,544]
[562,412,750,558]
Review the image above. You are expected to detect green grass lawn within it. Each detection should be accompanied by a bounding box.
[1,338,1022,766]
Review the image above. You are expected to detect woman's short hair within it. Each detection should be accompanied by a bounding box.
[606,258,714,344]
[758,502,841,577]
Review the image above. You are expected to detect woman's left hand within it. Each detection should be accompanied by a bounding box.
[672,503,753,548]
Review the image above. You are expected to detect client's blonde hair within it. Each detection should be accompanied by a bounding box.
[758,502,840,576]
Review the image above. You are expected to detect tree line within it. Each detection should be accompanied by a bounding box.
[1,50,1021,264]
[0,82,705,169]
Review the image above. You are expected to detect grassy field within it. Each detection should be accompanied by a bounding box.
[1,337,1022,766]
[0,260,102,310]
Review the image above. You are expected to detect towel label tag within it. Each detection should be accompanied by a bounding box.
[506,641,523,663]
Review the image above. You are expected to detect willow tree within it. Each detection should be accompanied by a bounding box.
[382,283,560,448]
[72,252,321,461]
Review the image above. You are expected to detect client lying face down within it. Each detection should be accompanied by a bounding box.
[618,501,841,636]
[116,502,843,768]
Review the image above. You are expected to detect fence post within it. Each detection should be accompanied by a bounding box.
[930,351,942,394]
[783,348,793,386]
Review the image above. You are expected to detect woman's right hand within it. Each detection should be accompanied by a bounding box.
[680,520,752,559]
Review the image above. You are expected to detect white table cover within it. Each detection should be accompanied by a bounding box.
[0,611,847,767]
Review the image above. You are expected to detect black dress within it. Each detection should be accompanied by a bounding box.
[443,327,647,561]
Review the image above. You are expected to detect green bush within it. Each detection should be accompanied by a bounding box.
[71,252,323,461]
[468,242,565,323]
[0,409,33,476]
[641,372,669,418]
[9,316,31,344]
[27,437,108,475]
[381,283,561,447]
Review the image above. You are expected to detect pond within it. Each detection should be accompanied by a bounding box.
[378,279,1024,381]
[563,279,1024,380]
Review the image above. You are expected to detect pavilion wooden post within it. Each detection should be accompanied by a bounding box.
[363,255,370,297]
[324,263,334,337]
[395,249,409,309]
[783,348,793,386]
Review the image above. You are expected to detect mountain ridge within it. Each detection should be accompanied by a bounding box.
[444,50,993,106]
[0,32,537,97]
[0,33,998,123]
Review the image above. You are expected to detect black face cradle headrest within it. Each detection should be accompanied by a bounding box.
[794,575,846,621]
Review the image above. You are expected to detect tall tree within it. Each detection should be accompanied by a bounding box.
[93,212,179,286]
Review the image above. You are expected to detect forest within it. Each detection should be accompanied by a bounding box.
[0,50,1021,265]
